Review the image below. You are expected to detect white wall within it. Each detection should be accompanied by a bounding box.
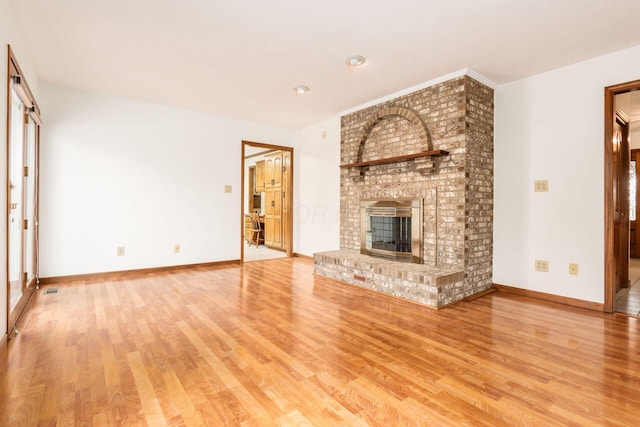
[0,0,40,341]
[39,83,342,273]
[39,83,295,277]
[292,117,341,256]
[494,44,640,303]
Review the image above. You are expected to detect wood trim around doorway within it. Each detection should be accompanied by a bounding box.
[604,79,640,313]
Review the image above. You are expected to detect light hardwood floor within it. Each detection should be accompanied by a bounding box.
[1,258,639,426]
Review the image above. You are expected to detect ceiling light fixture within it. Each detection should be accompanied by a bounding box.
[293,85,309,94]
[345,55,366,67]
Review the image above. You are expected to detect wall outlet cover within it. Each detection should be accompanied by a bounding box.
[534,180,549,192]
[569,263,579,275]
[534,259,549,272]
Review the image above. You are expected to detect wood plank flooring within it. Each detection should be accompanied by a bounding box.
[1,258,639,426]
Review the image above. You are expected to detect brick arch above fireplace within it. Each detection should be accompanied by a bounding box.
[355,106,433,163]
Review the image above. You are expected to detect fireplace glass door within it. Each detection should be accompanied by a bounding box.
[368,216,412,253]
[361,199,422,263]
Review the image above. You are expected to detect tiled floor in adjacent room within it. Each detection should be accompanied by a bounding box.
[244,241,287,262]
[615,257,640,315]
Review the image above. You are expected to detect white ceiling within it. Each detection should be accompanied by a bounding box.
[10,0,640,129]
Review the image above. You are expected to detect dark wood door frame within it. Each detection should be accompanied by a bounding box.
[604,79,640,312]
[240,140,293,262]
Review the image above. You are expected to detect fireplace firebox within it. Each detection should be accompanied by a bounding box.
[360,199,422,263]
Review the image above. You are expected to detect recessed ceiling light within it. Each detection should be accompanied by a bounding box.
[345,55,366,67]
[294,85,309,94]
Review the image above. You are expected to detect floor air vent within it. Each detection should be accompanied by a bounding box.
[43,288,59,295]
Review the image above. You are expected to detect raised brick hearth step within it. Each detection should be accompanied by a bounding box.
[313,250,465,308]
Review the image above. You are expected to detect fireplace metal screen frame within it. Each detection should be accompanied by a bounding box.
[360,198,423,263]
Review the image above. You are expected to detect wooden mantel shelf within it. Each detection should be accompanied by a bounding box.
[339,149,449,169]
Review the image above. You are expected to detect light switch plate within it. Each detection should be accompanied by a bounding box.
[224,185,232,193]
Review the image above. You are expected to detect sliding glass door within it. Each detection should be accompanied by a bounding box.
[7,46,40,337]
[8,84,24,317]
[24,114,38,289]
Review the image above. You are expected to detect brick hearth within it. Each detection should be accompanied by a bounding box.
[314,250,465,308]
[314,74,494,308]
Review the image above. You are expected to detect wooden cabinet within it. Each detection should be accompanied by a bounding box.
[264,156,274,188]
[282,150,290,176]
[281,151,290,251]
[273,155,282,187]
[255,160,265,192]
[265,152,282,188]
[264,188,282,247]
[264,151,284,249]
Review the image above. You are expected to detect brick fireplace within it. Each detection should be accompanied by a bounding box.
[314,74,494,308]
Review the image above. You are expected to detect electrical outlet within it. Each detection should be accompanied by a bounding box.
[534,259,549,272]
[174,244,180,254]
[534,180,549,192]
[117,246,125,256]
[569,263,579,275]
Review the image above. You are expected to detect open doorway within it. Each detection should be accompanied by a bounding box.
[241,140,293,262]
[626,150,640,313]
[605,80,640,314]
